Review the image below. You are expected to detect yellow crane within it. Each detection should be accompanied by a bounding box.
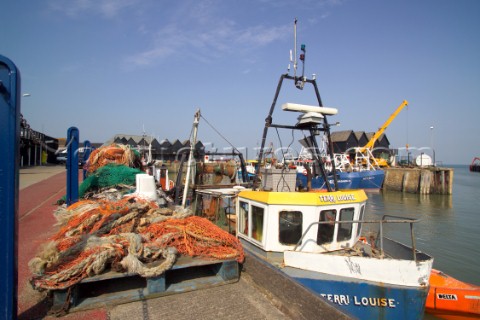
[357,100,409,167]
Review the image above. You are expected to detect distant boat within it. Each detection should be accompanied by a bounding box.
[296,152,385,190]
[469,157,480,172]
[296,169,385,190]
[242,160,258,181]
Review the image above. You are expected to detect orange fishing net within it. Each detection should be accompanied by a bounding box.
[143,216,243,261]
[86,144,141,173]
[29,197,244,290]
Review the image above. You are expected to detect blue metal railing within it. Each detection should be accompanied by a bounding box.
[0,54,20,320]
[66,127,79,205]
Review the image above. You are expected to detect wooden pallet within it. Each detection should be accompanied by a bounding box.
[50,255,239,313]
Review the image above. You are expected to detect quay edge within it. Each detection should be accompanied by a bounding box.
[243,251,352,320]
[383,167,454,195]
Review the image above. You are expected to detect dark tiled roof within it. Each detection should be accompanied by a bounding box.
[102,134,204,151]
[331,130,354,142]
[354,131,367,140]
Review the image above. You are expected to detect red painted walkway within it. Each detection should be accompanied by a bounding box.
[17,170,107,320]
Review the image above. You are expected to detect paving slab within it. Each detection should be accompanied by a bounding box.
[19,165,66,190]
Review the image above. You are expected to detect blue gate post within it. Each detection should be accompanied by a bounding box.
[66,127,79,205]
[0,55,21,319]
[83,140,91,180]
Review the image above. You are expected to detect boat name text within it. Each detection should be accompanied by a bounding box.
[319,194,356,203]
[320,294,397,308]
[437,293,458,300]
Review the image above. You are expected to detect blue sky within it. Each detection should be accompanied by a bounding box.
[1,0,479,164]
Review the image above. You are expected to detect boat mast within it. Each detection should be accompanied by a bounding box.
[254,19,339,191]
[182,109,200,208]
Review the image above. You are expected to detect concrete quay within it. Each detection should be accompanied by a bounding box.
[17,165,349,320]
[383,167,454,194]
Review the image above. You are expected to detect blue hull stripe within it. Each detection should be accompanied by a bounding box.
[297,171,385,190]
[293,276,427,320]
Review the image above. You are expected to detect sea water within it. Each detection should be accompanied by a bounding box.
[365,165,480,285]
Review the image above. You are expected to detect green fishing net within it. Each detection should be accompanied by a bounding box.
[58,164,144,203]
[79,164,143,197]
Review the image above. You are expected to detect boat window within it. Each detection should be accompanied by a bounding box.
[337,207,355,242]
[251,205,264,242]
[357,205,365,237]
[279,211,303,245]
[239,201,249,236]
[317,209,337,245]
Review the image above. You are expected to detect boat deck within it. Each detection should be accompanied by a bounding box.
[324,241,384,258]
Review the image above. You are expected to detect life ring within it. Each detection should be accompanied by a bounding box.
[169,180,175,190]
[359,236,368,244]
[302,168,308,176]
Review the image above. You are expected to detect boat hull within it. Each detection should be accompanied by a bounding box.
[470,165,480,172]
[285,266,429,320]
[282,243,432,319]
[425,269,480,319]
[296,170,385,190]
[241,237,432,320]
[358,169,385,189]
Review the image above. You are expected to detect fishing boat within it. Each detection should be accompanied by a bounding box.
[425,269,480,319]
[470,157,480,172]
[237,160,258,182]
[295,152,362,190]
[237,19,434,319]
[295,146,385,190]
[296,167,385,190]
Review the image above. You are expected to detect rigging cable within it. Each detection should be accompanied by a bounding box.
[200,114,242,156]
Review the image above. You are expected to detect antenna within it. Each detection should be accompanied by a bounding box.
[288,49,293,73]
[292,18,306,90]
[293,18,298,78]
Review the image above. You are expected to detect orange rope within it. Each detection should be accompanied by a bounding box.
[31,197,244,291]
